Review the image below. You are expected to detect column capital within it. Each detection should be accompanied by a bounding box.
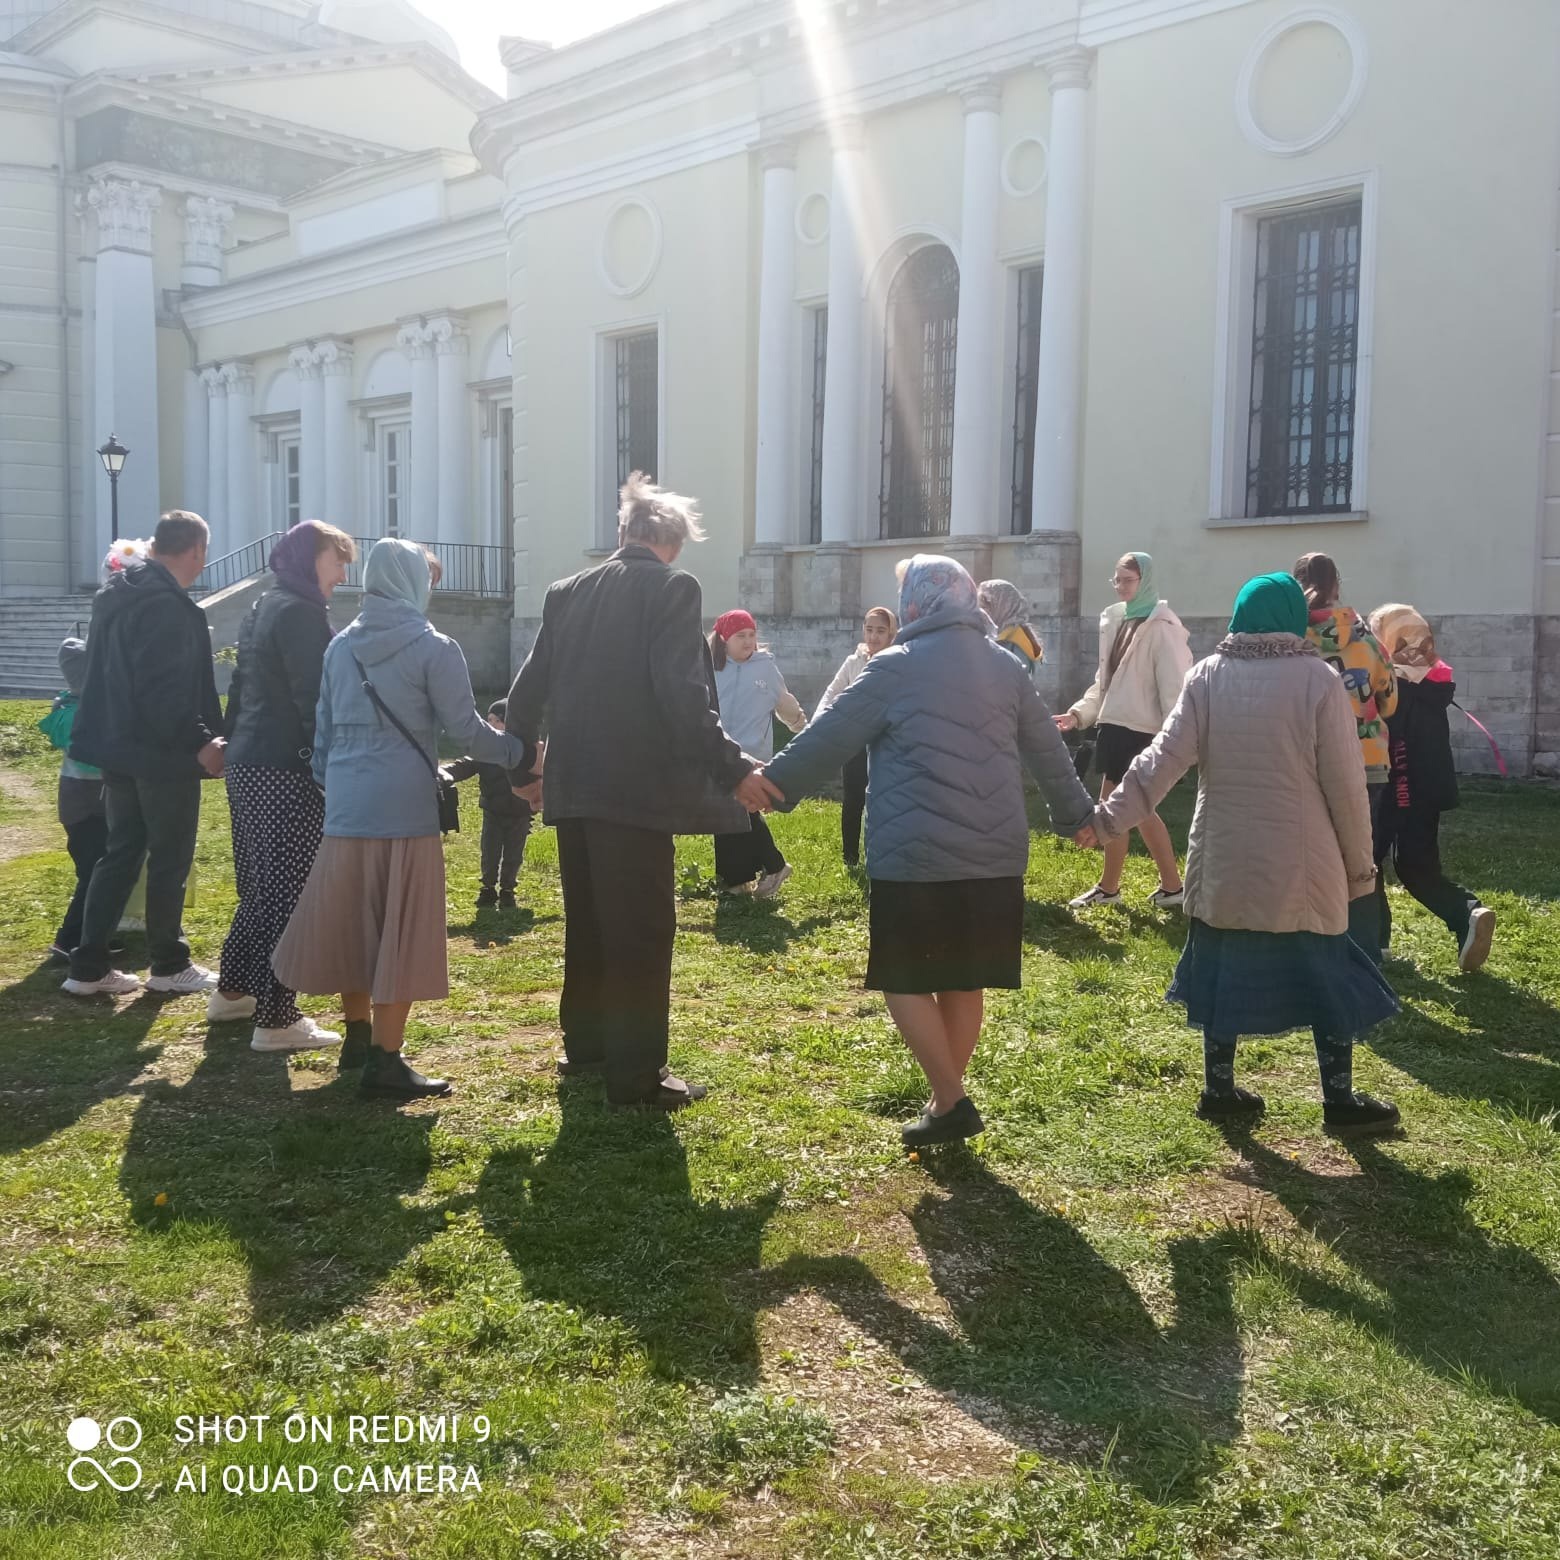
[427,313,470,355]
[86,177,161,254]
[957,77,1003,115]
[289,342,324,381]
[1043,47,1094,93]
[316,337,355,376]
[220,361,255,394]
[396,319,436,359]
[199,364,227,398]
[757,137,797,172]
[182,195,233,279]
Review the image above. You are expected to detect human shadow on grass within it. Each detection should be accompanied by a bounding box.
[476,1087,782,1384]
[118,1040,449,1328]
[0,961,162,1156]
[1231,1132,1560,1423]
[708,899,841,955]
[768,1152,1243,1499]
[1368,961,1560,1121]
[1023,898,1186,962]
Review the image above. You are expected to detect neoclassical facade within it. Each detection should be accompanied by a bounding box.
[4,0,1559,769]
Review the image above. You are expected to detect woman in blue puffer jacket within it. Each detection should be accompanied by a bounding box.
[761,554,1096,1148]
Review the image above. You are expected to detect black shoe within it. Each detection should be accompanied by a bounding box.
[556,1054,604,1077]
[610,1074,707,1112]
[498,889,518,910]
[338,1020,373,1071]
[475,887,498,908]
[359,1047,452,1100]
[1196,1087,1266,1121]
[901,1096,984,1148]
[843,852,859,868]
[1324,1092,1401,1136]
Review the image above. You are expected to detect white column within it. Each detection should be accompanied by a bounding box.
[87,178,162,543]
[181,196,232,289]
[753,142,798,547]
[819,119,866,546]
[430,313,471,545]
[397,320,439,540]
[74,193,99,585]
[290,343,326,522]
[202,366,228,547]
[1030,49,1094,535]
[949,81,1004,539]
[181,369,208,517]
[223,361,256,547]
[318,337,355,529]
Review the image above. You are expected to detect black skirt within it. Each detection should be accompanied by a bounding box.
[866,877,1024,994]
[1095,722,1154,785]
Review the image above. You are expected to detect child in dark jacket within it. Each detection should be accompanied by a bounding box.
[445,698,539,910]
[39,638,109,961]
[1367,605,1495,973]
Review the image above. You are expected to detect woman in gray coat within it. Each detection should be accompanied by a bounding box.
[761,555,1097,1148]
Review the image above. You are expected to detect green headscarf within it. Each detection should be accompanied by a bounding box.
[362,537,431,614]
[1228,571,1309,638]
[1122,552,1159,621]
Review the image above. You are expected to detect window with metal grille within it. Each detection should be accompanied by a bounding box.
[808,306,828,545]
[614,330,658,493]
[880,245,959,539]
[1009,265,1044,535]
[1245,199,1361,517]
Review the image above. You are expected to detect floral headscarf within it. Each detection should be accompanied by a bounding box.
[1369,603,1438,682]
[897,554,982,628]
[100,537,148,586]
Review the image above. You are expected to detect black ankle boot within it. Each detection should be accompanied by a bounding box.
[338,1020,373,1071]
[475,886,498,908]
[1324,1092,1400,1135]
[1196,1087,1265,1121]
[360,1047,451,1100]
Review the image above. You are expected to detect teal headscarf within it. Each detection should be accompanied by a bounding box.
[362,537,431,614]
[1229,571,1309,638]
[1122,552,1159,621]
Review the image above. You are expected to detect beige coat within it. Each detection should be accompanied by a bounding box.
[1069,600,1193,735]
[1094,634,1375,935]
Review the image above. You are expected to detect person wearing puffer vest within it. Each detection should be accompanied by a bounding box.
[1054,552,1192,912]
[1094,571,1401,1138]
[1365,603,1495,974]
[709,610,806,897]
[761,554,1097,1152]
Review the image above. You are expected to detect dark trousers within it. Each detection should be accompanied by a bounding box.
[1347,783,1388,964]
[480,811,531,891]
[841,749,868,866]
[556,817,676,1103]
[1374,803,1482,948]
[70,772,201,982]
[55,812,109,952]
[713,814,785,887]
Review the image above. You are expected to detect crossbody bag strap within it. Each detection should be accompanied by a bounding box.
[350,651,437,779]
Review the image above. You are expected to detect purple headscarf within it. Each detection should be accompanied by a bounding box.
[269,521,329,610]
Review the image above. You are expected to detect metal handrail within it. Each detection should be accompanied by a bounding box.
[192,533,513,601]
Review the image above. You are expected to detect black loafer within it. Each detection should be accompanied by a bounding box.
[901,1096,984,1147]
[1196,1088,1266,1121]
[610,1075,707,1112]
[1324,1092,1401,1136]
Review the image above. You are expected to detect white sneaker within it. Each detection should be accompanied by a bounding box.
[145,963,219,996]
[62,969,143,997]
[207,991,257,1022]
[251,1018,343,1053]
[1458,907,1496,973]
[117,917,146,932]
[1069,884,1123,910]
[1149,887,1186,910]
[753,864,793,899]
[723,880,757,896]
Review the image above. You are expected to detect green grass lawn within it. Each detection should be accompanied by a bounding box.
[1,696,1557,1558]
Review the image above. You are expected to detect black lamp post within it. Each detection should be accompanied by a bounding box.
[97,433,129,542]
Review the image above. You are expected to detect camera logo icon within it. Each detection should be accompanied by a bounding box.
[66,1416,144,1492]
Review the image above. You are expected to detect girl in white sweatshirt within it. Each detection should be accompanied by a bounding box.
[814,606,898,866]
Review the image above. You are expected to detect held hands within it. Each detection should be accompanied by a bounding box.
[735,766,785,814]
[197,738,226,778]
[1072,822,1099,850]
[1053,712,1079,732]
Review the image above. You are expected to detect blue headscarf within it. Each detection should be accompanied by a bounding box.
[897,554,984,629]
[362,538,431,614]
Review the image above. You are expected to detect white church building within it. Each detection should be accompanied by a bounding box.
[2,0,1558,772]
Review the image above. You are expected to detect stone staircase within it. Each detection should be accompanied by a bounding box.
[0,597,95,698]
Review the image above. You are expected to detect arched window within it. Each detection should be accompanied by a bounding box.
[879,244,959,539]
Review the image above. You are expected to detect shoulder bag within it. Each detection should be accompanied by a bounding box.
[350,652,460,834]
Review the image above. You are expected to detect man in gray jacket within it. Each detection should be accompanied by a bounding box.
[505,474,777,1110]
